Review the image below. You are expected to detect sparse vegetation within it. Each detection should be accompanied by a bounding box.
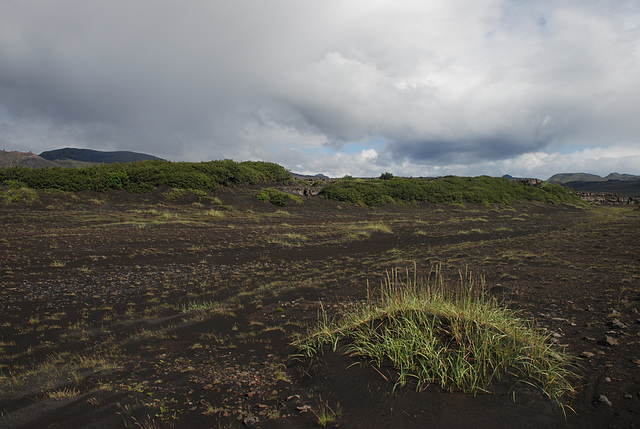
[0,178,636,428]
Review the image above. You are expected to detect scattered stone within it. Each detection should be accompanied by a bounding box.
[632,359,640,366]
[598,395,612,407]
[605,336,619,346]
[604,377,611,383]
[624,394,633,399]
[243,416,259,427]
[583,336,596,341]
[609,318,627,329]
[580,351,595,359]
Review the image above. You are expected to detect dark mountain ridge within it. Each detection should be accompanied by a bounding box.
[548,172,640,184]
[39,147,161,164]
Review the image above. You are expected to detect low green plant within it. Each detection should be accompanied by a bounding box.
[292,265,576,404]
[2,184,38,203]
[313,398,342,427]
[256,188,302,206]
[173,299,217,313]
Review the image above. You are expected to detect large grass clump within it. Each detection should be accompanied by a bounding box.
[292,265,576,403]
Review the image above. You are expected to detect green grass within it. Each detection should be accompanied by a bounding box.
[256,187,302,206]
[173,299,218,313]
[292,265,576,404]
[313,398,342,427]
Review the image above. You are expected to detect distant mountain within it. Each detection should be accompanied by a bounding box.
[39,147,160,164]
[604,172,640,181]
[547,172,640,197]
[0,150,58,168]
[292,172,331,180]
[548,172,640,184]
[547,173,606,184]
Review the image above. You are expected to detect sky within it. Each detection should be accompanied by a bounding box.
[1,1,640,179]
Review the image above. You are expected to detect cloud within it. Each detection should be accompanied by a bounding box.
[1,1,639,177]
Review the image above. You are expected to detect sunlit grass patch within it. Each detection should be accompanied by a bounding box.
[344,220,394,241]
[292,265,576,405]
[173,299,218,313]
[45,387,80,400]
[0,352,122,396]
[267,232,309,247]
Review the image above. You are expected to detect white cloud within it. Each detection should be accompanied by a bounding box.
[1,0,639,177]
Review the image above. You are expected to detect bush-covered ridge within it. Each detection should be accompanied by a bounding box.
[0,159,294,193]
[320,175,578,206]
[0,160,578,205]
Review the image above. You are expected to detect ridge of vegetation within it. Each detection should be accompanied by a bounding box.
[0,159,294,193]
[320,175,578,206]
[0,160,580,206]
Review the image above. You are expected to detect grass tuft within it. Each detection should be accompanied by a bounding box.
[292,264,576,403]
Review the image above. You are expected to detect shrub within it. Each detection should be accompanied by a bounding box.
[256,188,302,206]
[0,159,294,194]
[320,176,579,206]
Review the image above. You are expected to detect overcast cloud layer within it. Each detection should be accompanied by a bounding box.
[1,0,639,179]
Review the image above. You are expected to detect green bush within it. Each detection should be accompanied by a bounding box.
[0,159,294,194]
[320,176,579,206]
[256,188,302,206]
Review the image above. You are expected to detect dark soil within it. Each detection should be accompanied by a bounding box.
[1,186,639,428]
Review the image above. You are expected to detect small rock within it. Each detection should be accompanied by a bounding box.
[632,358,640,366]
[624,394,633,399]
[583,336,596,341]
[243,416,259,427]
[605,336,619,346]
[610,318,627,329]
[598,395,612,407]
[604,377,611,383]
[296,405,312,413]
[286,394,301,401]
[580,351,595,359]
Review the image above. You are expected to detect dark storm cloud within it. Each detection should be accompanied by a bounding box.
[1,1,639,177]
